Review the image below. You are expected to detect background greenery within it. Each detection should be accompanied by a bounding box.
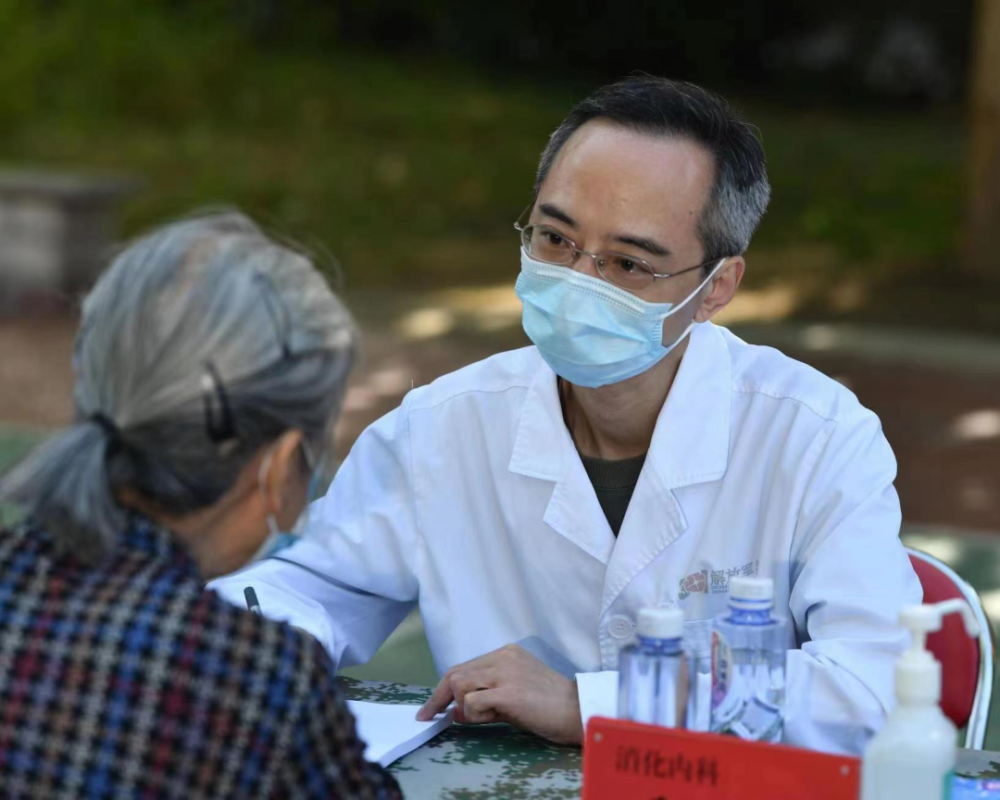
[1,0,984,330]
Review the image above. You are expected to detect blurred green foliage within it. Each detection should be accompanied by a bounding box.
[0,426,41,526]
[0,0,965,291]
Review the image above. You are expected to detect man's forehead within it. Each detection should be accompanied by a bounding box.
[547,119,714,195]
[539,120,715,244]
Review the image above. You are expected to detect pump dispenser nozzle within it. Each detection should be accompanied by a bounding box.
[896,600,980,705]
[863,600,979,799]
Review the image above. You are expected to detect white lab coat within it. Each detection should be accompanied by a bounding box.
[212,321,921,754]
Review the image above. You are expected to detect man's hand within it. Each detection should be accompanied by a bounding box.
[415,644,584,745]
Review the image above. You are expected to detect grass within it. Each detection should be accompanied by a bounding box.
[0,426,44,527]
[0,2,970,312]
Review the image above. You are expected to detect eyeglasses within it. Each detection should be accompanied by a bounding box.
[514,212,722,292]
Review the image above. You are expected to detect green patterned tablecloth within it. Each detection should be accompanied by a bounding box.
[340,677,581,799]
[341,677,1000,799]
[956,749,1000,781]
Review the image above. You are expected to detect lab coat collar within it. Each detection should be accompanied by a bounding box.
[509,322,732,491]
[508,356,570,483]
[509,355,616,564]
[507,323,732,567]
[598,324,733,613]
[643,321,732,491]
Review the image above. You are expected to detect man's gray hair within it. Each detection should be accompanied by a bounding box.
[535,76,771,263]
[0,211,358,561]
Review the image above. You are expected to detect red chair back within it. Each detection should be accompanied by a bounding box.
[908,553,980,729]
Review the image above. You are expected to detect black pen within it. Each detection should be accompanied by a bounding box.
[244,586,262,616]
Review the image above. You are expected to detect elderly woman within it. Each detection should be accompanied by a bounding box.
[0,213,400,798]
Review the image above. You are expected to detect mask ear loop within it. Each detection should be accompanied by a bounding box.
[257,448,281,537]
[659,258,729,352]
[668,258,728,316]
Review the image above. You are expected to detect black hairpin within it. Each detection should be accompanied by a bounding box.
[201,361,238,445]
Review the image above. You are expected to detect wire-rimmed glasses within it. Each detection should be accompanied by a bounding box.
[515,216,721,293]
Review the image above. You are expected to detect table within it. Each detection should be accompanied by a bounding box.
[342,677,581,798]
[341,678,1000,799]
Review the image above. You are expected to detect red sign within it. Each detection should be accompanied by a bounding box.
[583,717,860,800]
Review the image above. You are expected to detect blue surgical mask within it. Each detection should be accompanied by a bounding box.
[515,249,725,388]
[250,442,325,563]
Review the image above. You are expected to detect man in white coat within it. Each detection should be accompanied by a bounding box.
[213,75,921,754]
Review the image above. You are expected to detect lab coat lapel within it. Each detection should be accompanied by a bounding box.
[508,362,616,566]
[601,323,733,615]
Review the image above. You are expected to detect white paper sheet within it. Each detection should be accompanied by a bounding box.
[347,700,454,767]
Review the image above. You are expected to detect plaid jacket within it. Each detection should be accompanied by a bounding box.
[0,515,402,799]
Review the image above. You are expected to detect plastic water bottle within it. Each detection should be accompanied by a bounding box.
[710,577,787,742]
[618,607,688,727]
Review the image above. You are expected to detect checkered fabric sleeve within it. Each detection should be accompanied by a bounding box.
[279,637,402,799]
[0,516,401,799]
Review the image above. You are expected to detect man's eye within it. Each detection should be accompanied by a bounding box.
[618,258,638,273]
[544,232,566,247]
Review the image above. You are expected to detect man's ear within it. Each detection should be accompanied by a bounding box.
[259,429,305,519]
[694,257,745,323]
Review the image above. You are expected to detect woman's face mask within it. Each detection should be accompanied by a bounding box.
[249,439,325,563]
[515,248,725,388]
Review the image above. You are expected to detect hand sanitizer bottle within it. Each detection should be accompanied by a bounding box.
[617,607,689,727]
[710,577,788,743]
[862,599,981,800]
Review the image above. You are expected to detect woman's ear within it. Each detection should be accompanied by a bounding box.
[694,257,745,323]
[258,429,305,520]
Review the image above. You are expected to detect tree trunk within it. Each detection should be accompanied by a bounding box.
[965,0,1000,276]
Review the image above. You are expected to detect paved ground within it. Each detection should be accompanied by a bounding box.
[788,353,1000,532]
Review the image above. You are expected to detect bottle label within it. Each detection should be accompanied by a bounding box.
[711,629,732,710]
